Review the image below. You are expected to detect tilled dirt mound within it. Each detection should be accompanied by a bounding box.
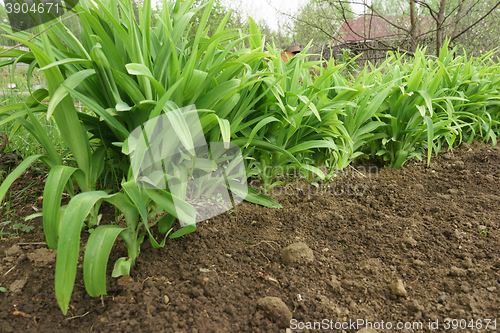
[1,141,499,333]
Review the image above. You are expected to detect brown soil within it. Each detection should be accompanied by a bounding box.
[1,141,499,333]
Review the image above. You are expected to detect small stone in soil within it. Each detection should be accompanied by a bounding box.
[256,296,292,328]
[357,328,378,333]
[389,279,407,297]
[448,266,467,277]
[461,257,473,269]
[413,259,425,267]
[438,294,447,303]
[403,236,418,247]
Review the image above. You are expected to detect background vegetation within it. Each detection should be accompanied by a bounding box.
[277,0,500,58]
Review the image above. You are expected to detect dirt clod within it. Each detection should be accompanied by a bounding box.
[9,277,27,293]
[6,245,20,257]
[27,248,56,267]
[256,296,292,328]
[281,242,314,266]
[195,268,220,297]
[449,266,467,277]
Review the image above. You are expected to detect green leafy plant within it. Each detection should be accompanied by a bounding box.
[338,48,360,78]
[0,0,281,315]
[357,42,498,168]
[0,0,499,317]
[13,222,34,233]
[0,219,33,238]
[0,221,14,238]
[206,192,232,211]
[236,40,352,190]
[479,219,488,238]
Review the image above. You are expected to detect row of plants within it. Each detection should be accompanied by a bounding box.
[0,0,499,315]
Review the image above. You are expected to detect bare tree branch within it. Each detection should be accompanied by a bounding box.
[415,1,438,21]
[451,0,500,42]
[271,0,500,63]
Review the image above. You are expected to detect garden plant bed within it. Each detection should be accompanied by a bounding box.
[1,141,499,333]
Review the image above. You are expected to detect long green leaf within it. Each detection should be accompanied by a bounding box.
[83,225,125,297]
[0,155,41,207]
[62,85,130,140]
[55,191,110,315]
[47,69,96,118]
[43,166,84,249]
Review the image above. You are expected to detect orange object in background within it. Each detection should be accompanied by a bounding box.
[280,52,294,62]
[280,45,300,63]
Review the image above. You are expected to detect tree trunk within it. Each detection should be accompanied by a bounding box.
[436,0,447,56]
[409,0,417,53]
[451,0,466,39]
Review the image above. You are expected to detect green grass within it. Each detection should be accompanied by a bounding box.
[0,66,46,91]
[0,66,63,160]
[1,118,66,158]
